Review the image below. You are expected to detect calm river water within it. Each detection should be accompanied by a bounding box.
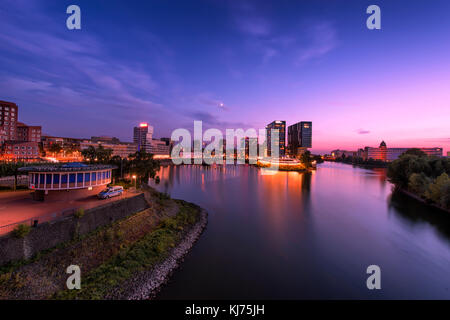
[149,162,450,299]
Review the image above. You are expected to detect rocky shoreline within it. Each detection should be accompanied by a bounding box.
[106,209,208,300]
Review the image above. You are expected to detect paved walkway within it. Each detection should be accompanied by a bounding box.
[0,189,138,235]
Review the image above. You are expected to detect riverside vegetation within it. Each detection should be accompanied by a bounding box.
[0,186,206,300]
[387,149,450,211]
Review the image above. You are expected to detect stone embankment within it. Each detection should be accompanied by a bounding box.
[107,209,208,300]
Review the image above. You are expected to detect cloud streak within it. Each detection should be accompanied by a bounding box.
[356,129,371,134]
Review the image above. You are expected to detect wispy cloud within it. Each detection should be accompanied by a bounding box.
[231,2,271,37]
[296,21,338,65]
[356,128,371,134]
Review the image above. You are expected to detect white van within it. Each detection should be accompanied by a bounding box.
[97,186,124,199]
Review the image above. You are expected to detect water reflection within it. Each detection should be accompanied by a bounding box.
[389,190,450,244]
[150,162,450,299]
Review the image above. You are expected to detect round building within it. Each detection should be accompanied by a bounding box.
[19,162,116,201]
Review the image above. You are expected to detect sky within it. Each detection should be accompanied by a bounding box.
[0,0,449,154]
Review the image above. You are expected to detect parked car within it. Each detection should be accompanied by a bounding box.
[97,186,124,199]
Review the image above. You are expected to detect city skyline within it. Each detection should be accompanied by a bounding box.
[0,0,449,155]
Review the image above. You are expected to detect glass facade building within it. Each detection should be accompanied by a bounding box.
[288,121,312,156]
[266,121,286,157]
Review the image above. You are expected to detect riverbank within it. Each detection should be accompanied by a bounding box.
[255,160,309,172]
[107,209,207,300]
[325,160,387,168]
[0,187,207,300]
[398,188,450,214]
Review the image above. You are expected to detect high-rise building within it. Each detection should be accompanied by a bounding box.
[288,121,312,156]
[133,123,170,156]
[0,100,18,144]
[266,120,286,157]
[133,123,154,151]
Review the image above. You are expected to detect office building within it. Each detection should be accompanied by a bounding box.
[288,121,312,156]
[16,122,42,143]
[1,141,40,161]
[133,123,170,156]
[362,141,443,161]
[0,100,18,143]
[266,120,286,157]
[133,123,154,152]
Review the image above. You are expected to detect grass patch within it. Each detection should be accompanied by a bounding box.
[12,224,31,238]
[54,202,200,300]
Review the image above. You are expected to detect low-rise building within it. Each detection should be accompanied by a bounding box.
[362,141,443,161]
[19,163,116,201]
[1,141,40,161]
[16,122,41,143]
[80,140,137,159]
[330,149,357,159]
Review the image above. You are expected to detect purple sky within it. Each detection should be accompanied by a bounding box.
[0,0,449,154]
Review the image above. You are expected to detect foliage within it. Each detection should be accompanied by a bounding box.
[408,173,431,196]
[48,143,63,155]
[402,148,427,157]
[110,179,133,190]
[54,202,200,300]
[300,150,312,167]
[127,150,160,184]
[335,156,387,167]
[424,173,450,207]
[388,153,450,210]
[12,224,31,238]
[81,145,113,164]
[74,208,85,219]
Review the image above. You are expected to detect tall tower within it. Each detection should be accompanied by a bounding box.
[266,120,286,157]
[133,123,154,152]
[288,121,312,156]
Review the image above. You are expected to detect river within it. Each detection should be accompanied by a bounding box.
[149,162,450,299]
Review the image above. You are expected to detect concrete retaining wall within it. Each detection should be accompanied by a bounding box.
[0,193,149,265]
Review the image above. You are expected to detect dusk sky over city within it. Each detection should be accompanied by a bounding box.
[1,0,449,154]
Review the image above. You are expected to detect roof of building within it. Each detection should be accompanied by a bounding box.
[18,162,117,172]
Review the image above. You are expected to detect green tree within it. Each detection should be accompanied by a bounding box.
[48,143,63,156]
[402,148,427,157]
[0,162,25,191]
[441,183,450,209]
[408,172,430,196]
[128,150,160,185]
[95,145,113,163]
[300,150,312,168]
[424,173,450,203]
[81,146,97,163]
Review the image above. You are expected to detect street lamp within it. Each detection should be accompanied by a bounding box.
[132,175,137,189]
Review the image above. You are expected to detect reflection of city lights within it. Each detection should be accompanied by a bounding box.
[43,157,59,163]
